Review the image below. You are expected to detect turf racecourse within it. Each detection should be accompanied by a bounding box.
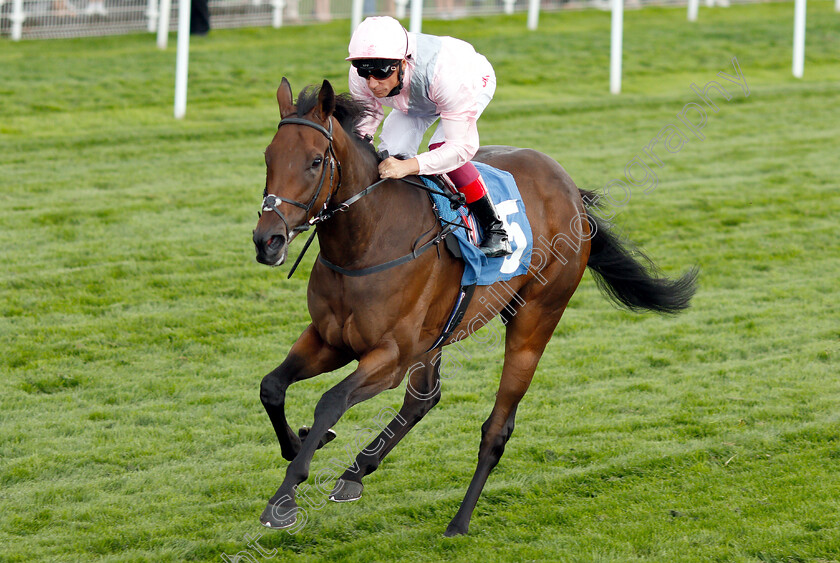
[1,3,839,561]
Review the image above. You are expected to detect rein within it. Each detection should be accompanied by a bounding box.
[317,222,458,277]
[260,115,466,279]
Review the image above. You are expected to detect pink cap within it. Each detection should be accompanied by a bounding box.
[347,16,409,61]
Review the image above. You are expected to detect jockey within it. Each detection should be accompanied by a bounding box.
[347,16,512,258]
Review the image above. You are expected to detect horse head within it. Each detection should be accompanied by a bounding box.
[253,77,338,266]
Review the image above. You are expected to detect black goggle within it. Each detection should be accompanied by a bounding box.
[354,64,399,81]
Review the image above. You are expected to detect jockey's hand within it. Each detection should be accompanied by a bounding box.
[379,157,420,180]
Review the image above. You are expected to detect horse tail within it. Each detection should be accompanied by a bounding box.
[581,190,698,314]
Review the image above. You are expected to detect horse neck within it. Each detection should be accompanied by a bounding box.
[316,125,427,267]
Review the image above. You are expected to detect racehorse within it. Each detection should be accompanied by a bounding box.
[252,78,697,536]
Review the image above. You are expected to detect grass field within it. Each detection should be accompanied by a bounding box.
[2,3,839,561]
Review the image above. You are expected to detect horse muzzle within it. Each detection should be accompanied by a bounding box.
[254,229,289,267]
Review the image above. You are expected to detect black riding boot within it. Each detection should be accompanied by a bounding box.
[467,194,513,258]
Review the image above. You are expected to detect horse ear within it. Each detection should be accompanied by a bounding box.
[315,79,335,122]
[277,77,295,118]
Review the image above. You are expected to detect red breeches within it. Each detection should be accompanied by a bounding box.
[429,142,487,204]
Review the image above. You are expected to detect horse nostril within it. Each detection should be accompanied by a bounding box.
[266,234,286,251]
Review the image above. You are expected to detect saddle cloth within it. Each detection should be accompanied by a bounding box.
[424,162,532,286]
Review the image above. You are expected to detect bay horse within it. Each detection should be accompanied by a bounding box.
[252,78,697,536]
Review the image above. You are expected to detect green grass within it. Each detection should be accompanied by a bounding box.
[1,3,839,561]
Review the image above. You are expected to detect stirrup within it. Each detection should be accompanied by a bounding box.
[464,192,513,258]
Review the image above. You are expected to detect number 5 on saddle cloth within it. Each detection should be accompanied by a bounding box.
[426,162,533,287]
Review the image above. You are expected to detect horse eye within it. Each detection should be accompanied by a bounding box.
[311,157,323,169]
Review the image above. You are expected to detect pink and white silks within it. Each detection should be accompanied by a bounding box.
[348,24,496,203]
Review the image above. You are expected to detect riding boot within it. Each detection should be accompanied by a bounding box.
[466,193,513,258]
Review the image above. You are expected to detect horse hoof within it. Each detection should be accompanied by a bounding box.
[443,522,468,537]
[298,426,337,449]
[259,503,299,529]
[329,479,363,502]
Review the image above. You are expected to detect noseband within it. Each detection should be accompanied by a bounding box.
[260,117,342,234]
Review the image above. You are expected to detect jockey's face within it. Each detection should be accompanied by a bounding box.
[365,61,403,98]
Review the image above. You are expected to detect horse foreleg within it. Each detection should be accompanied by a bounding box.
[445,307,564,537]
[260,342,402,530]
[260,324,353,461]
[330,352,442,502]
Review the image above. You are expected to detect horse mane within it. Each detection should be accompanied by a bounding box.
[295,85,381,161]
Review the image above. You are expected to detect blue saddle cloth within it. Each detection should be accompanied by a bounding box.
[425,162,532,286]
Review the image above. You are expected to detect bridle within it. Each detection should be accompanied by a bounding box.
[258,114,467,279]
[257,105,476,352]
[259,116,342,235]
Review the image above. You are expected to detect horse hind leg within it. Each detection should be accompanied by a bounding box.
[445,304,567,536]
[330,352,442,502]
[260,324,353,461]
